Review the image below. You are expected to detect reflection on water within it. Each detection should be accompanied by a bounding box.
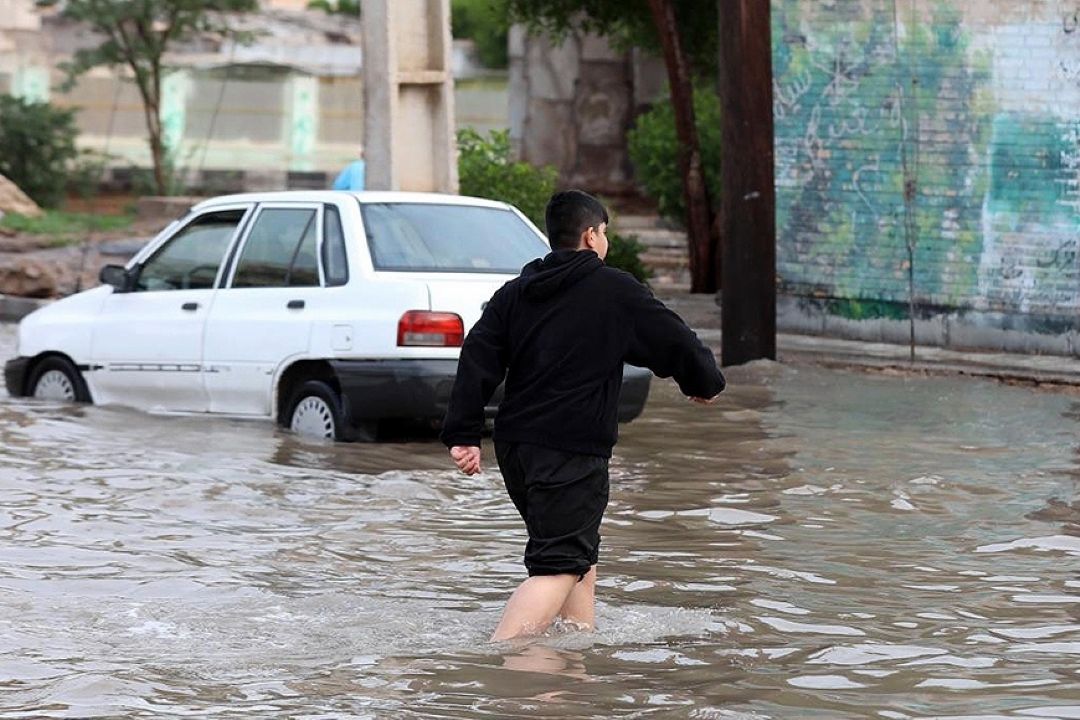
[3,324,1080,717]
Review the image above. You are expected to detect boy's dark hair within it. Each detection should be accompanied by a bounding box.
[544,190,609,250]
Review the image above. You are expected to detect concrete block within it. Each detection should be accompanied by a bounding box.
[507,58,528,142]
[580,32,623,62]
[575,63,633,146]
[569,143,631,192]
[631,49,667,109]
[525,34,579,101]
[521,99,575,171]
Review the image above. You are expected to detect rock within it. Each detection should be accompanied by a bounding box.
[0,258,59,298]
[0,174,43,218]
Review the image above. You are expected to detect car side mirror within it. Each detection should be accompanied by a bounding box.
[99,264,135,292]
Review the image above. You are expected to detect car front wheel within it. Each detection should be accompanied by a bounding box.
[29,356,92,403]
[286,380,347,441]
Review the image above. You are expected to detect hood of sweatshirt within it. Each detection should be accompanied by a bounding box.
[521,249,604,301]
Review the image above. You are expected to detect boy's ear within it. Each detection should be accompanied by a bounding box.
[579,227,593,250]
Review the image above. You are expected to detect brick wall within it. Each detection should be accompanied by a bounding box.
[773,0,1080,330]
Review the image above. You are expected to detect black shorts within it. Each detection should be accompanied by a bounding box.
[495,441,610,579]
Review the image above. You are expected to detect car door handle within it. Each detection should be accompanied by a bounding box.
[181,302,199,311]
[287,300,305,310]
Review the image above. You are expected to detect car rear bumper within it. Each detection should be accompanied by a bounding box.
[4,356,30,397]
[329,359,652,424]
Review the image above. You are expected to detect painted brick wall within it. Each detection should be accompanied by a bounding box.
[772,0,1080,327]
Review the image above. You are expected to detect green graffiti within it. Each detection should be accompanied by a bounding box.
[826,298,909,321]
[772,0,991,309]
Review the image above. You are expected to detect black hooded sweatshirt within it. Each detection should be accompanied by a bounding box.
[440,249,725,457]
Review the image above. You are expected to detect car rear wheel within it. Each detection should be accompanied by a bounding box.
[287,380,347,441]
[29,357,91,403]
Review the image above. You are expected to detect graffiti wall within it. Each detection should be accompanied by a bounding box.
[773,0,1080,326]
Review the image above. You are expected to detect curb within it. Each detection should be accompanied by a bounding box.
[694,328,1080,388]
[0,295,48,323]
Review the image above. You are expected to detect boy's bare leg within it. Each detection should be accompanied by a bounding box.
[556,566,597,629]
[490,573,578,642]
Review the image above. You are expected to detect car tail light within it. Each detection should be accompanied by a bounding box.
[397,311,465,347]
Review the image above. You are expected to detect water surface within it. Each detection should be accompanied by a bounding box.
[3,323,1080,718]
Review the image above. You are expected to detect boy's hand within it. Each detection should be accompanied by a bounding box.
[450,445,482,475]
[688,394,720,405]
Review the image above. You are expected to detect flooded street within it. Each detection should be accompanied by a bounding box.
[3,322,1080,719]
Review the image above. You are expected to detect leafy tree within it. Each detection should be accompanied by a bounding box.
[0,94,79,208]
[627,85,720,225]
[39,0,258,196]
[507,0,720,292]
[452,0,509,69]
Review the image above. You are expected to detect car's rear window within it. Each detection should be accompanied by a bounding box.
[359,202,549,273]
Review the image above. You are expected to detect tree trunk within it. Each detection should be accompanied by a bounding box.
[717,0,776,365]
[646,0,718,293]
[133,70,167,196]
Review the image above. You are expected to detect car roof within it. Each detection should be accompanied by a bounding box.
[191,190,515,213]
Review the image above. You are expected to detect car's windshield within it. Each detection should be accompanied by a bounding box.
[359,202,549,273]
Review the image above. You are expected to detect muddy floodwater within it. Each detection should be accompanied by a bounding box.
[3,323,1080,719]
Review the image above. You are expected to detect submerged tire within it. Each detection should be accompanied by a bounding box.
[29,356,91,403]
[286,380,347,441]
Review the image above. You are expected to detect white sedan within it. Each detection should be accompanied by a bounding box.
[4,191,652,440]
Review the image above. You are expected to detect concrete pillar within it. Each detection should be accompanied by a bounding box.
[362,0,458,193]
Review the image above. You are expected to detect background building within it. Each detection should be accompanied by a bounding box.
[0,0,506,191]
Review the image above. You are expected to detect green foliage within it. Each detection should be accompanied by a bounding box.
[452,0,509,69]
[306,0,360,15]
[0,210,135,244]
[627,87,721,225]
[506,0,717,76]
[0,95,79,209]
[456,129,649,279]
[606,231,652,283]
[457,128,556,228]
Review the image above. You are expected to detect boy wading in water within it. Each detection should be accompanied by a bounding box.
[441,190,725,641]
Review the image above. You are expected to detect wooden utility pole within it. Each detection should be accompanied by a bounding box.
[717,0,776,365]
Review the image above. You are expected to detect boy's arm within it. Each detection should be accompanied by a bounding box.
[623,281,725,400]
[440,295,509,450]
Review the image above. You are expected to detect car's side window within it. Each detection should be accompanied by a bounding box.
[232,207,320,288]
[323,205,349,287]
[135,209,246,292]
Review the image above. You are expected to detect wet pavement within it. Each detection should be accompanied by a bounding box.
[3,322,1080,719]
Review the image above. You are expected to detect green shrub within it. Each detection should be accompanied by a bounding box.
[457,128,650,281]
[626,86,721,226]
[0,94,79,208]
[458,127,556,228]
[607,231,652,284]
[451,0,509,69]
